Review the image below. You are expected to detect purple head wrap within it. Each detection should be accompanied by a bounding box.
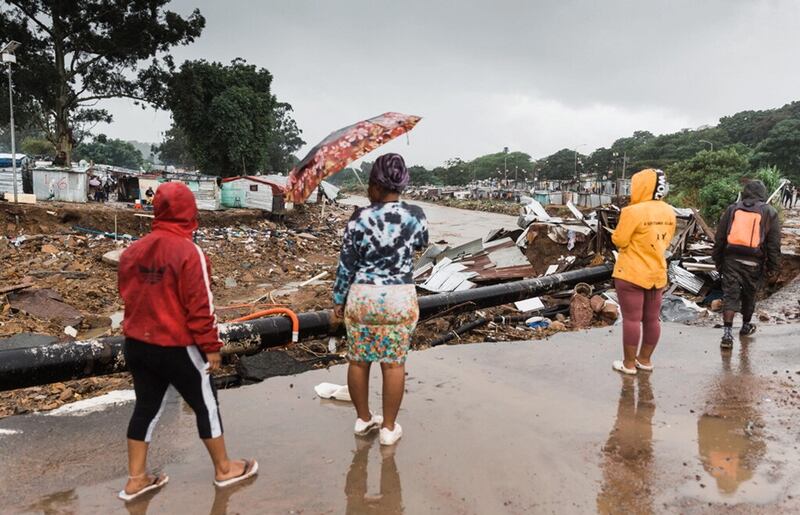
[370,153,409,192]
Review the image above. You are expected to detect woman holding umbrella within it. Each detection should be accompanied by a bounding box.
[332,153,429,446]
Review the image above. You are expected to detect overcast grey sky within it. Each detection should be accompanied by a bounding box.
[97,0,800,167]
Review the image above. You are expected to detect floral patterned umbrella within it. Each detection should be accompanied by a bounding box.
[285,112,421,204]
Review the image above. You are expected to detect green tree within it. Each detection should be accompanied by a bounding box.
[0,1,204,166]
[754,165,784,199]
[153,125,195,169]
[752,119,800,182]
[74,134,144,169]
[158,59,304,176]
[408,165,441,186]
[699,177,742,223]
[20,136,53,157]
[538,148,584,180]
[668,147,752,192]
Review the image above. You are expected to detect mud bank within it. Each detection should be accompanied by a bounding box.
[1,323,799,514]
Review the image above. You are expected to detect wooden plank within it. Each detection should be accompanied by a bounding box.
[0,282,34,295]
[691,208,716,240]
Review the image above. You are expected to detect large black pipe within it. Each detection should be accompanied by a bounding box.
[0,264,612,391]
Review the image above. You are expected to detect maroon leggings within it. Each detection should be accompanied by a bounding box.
[615,279,663,348]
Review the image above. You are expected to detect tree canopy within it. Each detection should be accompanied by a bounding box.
[0,0,204,165]
[156,59,304,176]
[74,134,144,169]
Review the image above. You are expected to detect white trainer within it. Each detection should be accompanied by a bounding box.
[354,414,383,436]
[379,423,403,446]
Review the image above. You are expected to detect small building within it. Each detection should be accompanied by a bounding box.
[32,167,89,203]
[162,171,221,211]
[262,174,320,204]
[221,176,286,212]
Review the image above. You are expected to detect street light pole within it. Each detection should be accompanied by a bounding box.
[2,41,21,204]
[699,139,714,152]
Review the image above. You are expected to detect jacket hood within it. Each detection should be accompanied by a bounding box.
[152,182,199,237]
[630,168,668,204]
[742,180,767,204]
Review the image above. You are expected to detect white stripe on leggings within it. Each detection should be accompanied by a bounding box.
[144,388,169,443]
[186,346,222,438]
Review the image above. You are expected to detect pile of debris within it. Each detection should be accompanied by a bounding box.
[409,194,787,345]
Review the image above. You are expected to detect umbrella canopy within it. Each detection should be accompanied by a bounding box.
[285,112,421,203]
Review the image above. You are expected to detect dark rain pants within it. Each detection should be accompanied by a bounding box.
[721,259,763,323]
[124,338,223,442]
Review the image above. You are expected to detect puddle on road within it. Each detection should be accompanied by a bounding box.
[4,325,800,513]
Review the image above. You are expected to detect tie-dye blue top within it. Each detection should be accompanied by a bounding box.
[333,201,429,305]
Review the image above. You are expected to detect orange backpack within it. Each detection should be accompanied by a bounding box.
[726,203,765,256]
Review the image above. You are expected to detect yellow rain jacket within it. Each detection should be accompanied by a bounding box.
[612,169,677,289]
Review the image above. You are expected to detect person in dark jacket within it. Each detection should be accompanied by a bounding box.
[117,182,257,502]
[712,180,781,349]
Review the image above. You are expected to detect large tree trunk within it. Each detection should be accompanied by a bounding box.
[53,109,72,167]
[51,12,72,167]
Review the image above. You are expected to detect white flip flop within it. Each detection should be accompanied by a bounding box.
[214,459,259,488]
[118,473,169,502]
[635,360,654,371]
[612,360,637,375]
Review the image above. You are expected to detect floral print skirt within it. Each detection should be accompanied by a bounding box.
[344,284,419,364]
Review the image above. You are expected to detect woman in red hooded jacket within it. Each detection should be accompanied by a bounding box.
[117,182,257,501]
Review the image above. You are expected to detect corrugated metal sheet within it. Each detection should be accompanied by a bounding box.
[669,262,705,294]
[32,169,88,203]
[0,169,24,194]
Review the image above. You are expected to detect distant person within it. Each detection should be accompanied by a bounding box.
[145,186,155,205]
[611,169,676,375]
[712,180,780,349]
[782,182,793,208]
[332,153,429,446]
[117,182,257,502]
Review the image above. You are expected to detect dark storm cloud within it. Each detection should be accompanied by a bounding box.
[100,0,800,166]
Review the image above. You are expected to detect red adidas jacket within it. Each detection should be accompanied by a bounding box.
[118,181,222,353]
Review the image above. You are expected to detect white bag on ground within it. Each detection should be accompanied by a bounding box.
[314,383,351,402]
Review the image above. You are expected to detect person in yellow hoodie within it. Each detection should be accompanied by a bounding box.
[611,169,676,375]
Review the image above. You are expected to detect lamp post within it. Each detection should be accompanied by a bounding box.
[699,139,714,152]
[2,41,21,204]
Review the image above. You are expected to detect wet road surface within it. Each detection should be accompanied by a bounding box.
[2,323,800,514]
[341,196,519,246]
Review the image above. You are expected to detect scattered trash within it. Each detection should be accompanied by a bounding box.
[514,297,545,313]
[101,248,125,267]
[63,326,78,338]
[314,383,351,402]
[661,295,707,323]
[525,316,551,329]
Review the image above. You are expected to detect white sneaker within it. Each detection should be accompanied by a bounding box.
[354,414,383,436]
[379,423,403,446]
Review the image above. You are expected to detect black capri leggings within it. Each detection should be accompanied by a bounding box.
[124,338,223,442]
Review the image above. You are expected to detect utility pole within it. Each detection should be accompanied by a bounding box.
[2,41,21,204]
[621,151,628,181]
[503,147,509,187]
